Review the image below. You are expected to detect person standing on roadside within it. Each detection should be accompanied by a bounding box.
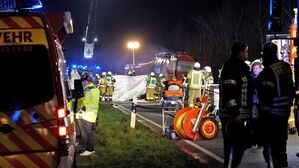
[250,61,263,119]
[219,42,254,168]
[256,42,295,167]
[77,72,100,156]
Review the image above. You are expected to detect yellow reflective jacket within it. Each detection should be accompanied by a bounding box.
[79,83,100,123]
[187,69,205,89]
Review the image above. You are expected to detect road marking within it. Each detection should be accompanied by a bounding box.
[116,104,224,164]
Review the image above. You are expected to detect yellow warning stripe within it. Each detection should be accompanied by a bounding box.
[0,135,20,151]
[20,109,32,125]
[0,113,43,150]
[12,125,43,149]
[31,123,57,147]
[0,19,9,29]
[32,16,43,26]
[35,153,56,167]
[10,17,32,28]
[0,153,56,168]
[19,109,57,147]
[0,16,43,29]
[15,155,39,168]
[0,157,14,168]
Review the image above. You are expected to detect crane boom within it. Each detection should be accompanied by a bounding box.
[83,0,98,58]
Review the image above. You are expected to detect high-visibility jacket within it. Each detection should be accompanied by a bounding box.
[98,76,107,87]
[219,57,254,120]
[146,76,157,88]
[257,60,295,117]
[79,83,100,123]
[106,75,115,87]
[187,69,205,90]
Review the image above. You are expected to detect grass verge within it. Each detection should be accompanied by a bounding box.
[91,102,207,168]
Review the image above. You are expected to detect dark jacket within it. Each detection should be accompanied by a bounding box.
[219,57,254,119]
[256,60,295,117]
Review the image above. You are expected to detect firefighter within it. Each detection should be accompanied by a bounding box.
[157,73,167,99]
[256,42,295,167]
[182,74,188,103]
[105,71,116,102]
[219,42,254,167]
[204,66,214,85]
[146,72,157,101]
[98,72,107,101]
[77,72,100,156]
[186,62,206,107]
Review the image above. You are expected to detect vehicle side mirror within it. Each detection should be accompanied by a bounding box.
[73,79,84,98]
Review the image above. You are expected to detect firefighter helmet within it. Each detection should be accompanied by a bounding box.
[204,66,212,73]
[81,72,93,82]
[159,73,164,78]
[150,72,155,76]
[194,62,201,70]
[107,71,112,76]
[244,60,251,66]
[102,72,106,76]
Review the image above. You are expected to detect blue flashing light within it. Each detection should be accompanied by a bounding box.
[96,66,101,70]
[0,0,43,12]
[72,64,77,68]
[268,0,273,31]
[21,4,42,10]
[20,0,43,10]
[12,110,21,123]
[269,0,273,16]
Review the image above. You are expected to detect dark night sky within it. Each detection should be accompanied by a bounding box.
[42,0,223,74]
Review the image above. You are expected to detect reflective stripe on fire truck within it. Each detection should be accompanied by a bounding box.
[0,16,48,48]
[0,98,59,168]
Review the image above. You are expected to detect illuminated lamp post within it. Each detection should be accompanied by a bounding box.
[127,41,140,65]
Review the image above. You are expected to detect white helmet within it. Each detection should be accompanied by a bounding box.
[102,72,106,76]
[194,62,201,69]
[159,73,164,78]
[150,72,155,76]
[253,59,262,63]
[204,66,212,73]
[107,71,112,76]
[244,60,251,66]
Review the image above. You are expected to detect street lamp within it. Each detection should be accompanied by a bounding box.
[127,41,140,65]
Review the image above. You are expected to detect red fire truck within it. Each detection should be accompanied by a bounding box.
[0,1,78,167]
[154,52,195,80]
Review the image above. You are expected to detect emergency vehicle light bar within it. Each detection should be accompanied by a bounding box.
[0,0,43,12]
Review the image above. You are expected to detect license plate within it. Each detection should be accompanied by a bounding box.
[0,0,16,10]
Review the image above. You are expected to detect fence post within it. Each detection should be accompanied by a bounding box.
[130,96,137,128]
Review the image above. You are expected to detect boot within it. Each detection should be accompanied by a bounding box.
[289,127,297,134]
